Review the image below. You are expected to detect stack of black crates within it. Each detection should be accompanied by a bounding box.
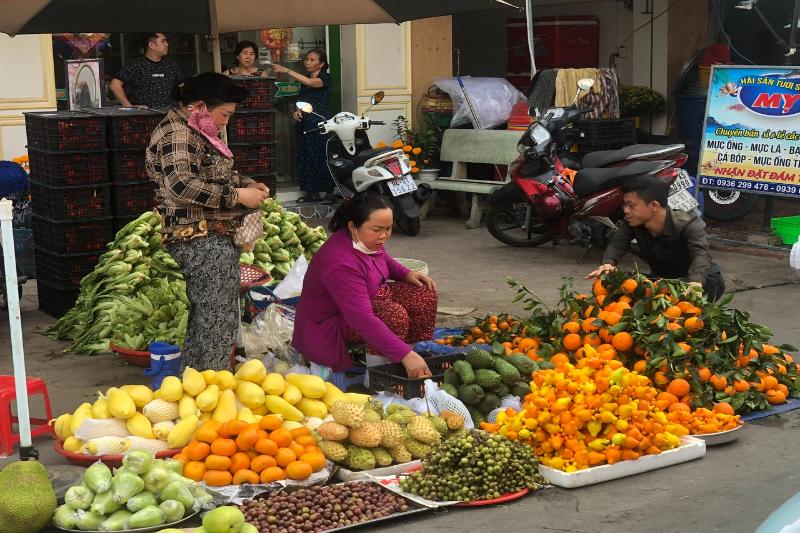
[24,108,164,317]
[228,77,278,195]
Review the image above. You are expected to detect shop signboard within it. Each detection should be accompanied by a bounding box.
[697,65,800,199]
[275,82,301,97]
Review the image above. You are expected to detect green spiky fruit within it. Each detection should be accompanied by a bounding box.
[466,349,495,369]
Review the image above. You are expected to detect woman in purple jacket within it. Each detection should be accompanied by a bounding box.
[292,193,436,379]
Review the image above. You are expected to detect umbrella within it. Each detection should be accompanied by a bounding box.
[2,0,522,70]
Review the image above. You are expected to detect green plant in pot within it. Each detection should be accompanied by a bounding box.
[376,115,444,180]
[618,85,665,118]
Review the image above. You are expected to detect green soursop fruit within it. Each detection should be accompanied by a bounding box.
[443,368,461,387]
[318,440,348,463]
[458,384,485,406]
[467,407,485,425]
[346,446,376,471]
[370,447,393,467]
[466,349,495,369]
[127,505,165,528]
[364,409,382,423]
[506,354,536,376]
[511,382,532,398]
[386,411,414,426]
[492,358,522,385]
[367,397,385,415]
[0,460,57,533]
[478,393,501,414]
[426,415,449,436]
[404,439,432,459]
[99,509,133,531]
[388,444,413,464]
[408,416,441,445]
[475,369,501,389]
[453,360,476,384]
[440,383,458,397]
[492,383,510,398]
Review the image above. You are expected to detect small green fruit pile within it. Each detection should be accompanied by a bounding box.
[399,429,547,502]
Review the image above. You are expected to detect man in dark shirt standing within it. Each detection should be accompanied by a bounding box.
[110,33,185,109]
[586,176,726,301]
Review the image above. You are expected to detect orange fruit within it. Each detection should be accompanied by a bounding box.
[205,454,232,471]
[611,332,634,352]
[194,425,219,444]
[285,461,313,480]
[710,375,727,391]
[603,311,622,326]
[562,333,582,351]
[712,402,735,415]
[668,402,690,413]
[562,321,581,334]
[203,470,233,487]
[697,367,712,382]
[300,452,327,472]
[778,383,790,397]
[677,342,692,354]
[551,353,570,367]
[290,427,311,439]
[228,452,251,474]
[254,437,278,456]
[232,469,260,485]
[733,380,750,392]
[183,461,207,482]
[621,278,638,294]
[666,378,690,398]
[684,317,704,334]
[761,375,779,391]
[592,278,608,296]
[581,318,600,333]
[260,466,286,483]
[676,300,693,313]
[766,389,787,404]
[236,428,259,451]
[663,306,682,319]
[210,438,237,457]
[657,392,679,405]
[294,435,318,448]
[250,454,278,474]
[269,428,293,448]
[633,360,647,373]
[220,420,248,438]
[289,441,307,458]
[185,441,211,462]
[275,447,297,468]
[653,371,670,386]
[172,453,189,465]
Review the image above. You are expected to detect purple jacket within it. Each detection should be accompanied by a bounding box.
[292,229,412,371]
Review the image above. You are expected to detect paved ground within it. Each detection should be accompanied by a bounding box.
[2,215,799,532]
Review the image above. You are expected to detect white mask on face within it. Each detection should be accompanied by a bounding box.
[352,228,377,255]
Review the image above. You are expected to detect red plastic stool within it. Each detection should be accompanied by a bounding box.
[0,376,53,457]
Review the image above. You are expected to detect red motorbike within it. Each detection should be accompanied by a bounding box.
[486,101,690,257]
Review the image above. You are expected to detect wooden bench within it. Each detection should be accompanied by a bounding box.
[422,129,521,228]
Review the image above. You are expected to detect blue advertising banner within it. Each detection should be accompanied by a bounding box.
[697,65,800,199]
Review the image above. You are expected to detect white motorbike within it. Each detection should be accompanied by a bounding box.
[296,91,430,236]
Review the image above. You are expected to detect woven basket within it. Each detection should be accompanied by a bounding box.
[699,66,712,89]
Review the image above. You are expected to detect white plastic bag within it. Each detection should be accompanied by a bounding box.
[273,255,307,300]
[241,303,296,360]
[433,77,526,129]
[487,395,523,423]
[422,380,474,429]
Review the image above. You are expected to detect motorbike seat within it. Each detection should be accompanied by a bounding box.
[573,161,664,197]
[354,147,397,166]
[581,144,684,169]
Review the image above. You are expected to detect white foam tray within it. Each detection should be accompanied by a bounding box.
[538,436,706,489]
[335,460,422,481]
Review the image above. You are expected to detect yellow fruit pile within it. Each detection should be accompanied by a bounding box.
[482,354,684,472]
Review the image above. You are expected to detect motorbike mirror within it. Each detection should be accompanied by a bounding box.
[577,78,595,92]
[371,91,385,105]
[296,101,313,113]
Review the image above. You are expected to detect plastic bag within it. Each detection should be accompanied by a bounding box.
[433,77,526,129]
[487,395,523,423]
[241,304,296,361]
[273,255,307,300]
[422,380,474,429]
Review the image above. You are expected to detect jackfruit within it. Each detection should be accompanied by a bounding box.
[0,460,56,533]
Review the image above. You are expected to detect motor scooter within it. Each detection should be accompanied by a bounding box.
[296,91,430,236]
[486,79,692,260]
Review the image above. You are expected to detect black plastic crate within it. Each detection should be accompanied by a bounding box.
[227,111,276,144]
[85,107,164,149]
[242,173,277,197]
[229,76,278,111]
[27,148,108,186]
[574,118,637,149]
[368,353,464,399]
[25,111,106,151]
[32,214,114,254]
[113,215,141,233]
[37,278,80,318]
[112,180,156,216]
[231,143,276,175]
[34,247,101,288]
[110,149,148,183]
[30,180,111,220]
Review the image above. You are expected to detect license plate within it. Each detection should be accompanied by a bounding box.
[668,188,699,211]
[386,175,417,196]
[670,170,693,192]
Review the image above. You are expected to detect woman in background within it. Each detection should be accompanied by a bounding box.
[223,40,267,77]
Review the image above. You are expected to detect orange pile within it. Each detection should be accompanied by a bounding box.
[173,415,326,486]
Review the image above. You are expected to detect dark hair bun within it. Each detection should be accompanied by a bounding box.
[178,72,249,108]
[329,192,393,232]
